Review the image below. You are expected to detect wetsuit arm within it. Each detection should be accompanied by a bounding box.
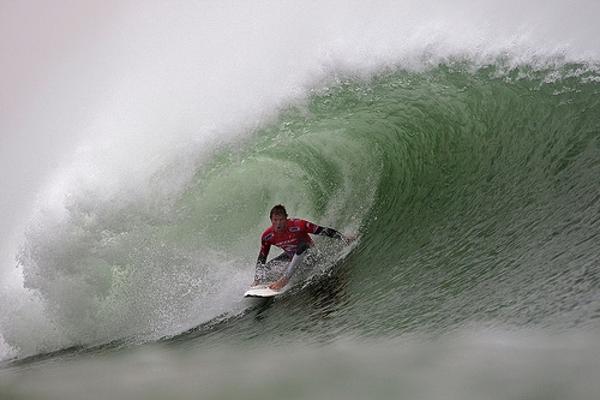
[256,253,267,266]
[299,219,345,241]
[252,242,271,285]
[314,226,345,241]
[256,242,270,266]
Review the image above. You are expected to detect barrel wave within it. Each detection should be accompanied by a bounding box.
[178,64,600,342]
[7,63,599,355]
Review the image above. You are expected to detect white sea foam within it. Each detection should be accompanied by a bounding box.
[2,330,600,400]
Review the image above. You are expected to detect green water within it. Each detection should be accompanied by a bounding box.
[173,64,600,339]
[3,63,600,400]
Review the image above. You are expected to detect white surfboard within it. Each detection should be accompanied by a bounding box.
[244,285,283,298]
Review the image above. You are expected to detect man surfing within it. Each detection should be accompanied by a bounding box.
[252,204,353,291]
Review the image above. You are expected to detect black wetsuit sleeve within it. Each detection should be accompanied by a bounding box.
[314,226,344,240]
[256,240,270,266]
[256,252,267,266]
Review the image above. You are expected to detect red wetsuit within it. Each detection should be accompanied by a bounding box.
[258,218,320,262]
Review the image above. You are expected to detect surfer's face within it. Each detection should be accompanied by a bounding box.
[271,214,287,232]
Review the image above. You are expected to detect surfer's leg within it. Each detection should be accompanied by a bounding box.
[284,242,310,280]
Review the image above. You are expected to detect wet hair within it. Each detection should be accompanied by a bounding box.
[269,204,288,219]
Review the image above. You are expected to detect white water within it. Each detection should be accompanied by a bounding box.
[2,0,600,361]
[2,331,600,400]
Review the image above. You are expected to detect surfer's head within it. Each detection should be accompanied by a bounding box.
[270,204,288,232]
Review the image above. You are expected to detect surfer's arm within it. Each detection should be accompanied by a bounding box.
[256,251,268,267]
[252,241,271,286]
[256,239,271,266]
[301,219,348,242]
[314,226,348,242]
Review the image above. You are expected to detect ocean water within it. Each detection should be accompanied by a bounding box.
[1,1,600,399]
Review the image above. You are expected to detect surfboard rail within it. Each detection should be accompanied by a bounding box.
[244,285,282,298]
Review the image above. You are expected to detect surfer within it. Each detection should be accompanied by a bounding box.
[253,204,353,290]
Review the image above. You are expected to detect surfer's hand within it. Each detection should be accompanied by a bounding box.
[269,277,288,291]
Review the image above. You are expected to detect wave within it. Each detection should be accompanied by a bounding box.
[3,63,599,361]
[2,1,600,361]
